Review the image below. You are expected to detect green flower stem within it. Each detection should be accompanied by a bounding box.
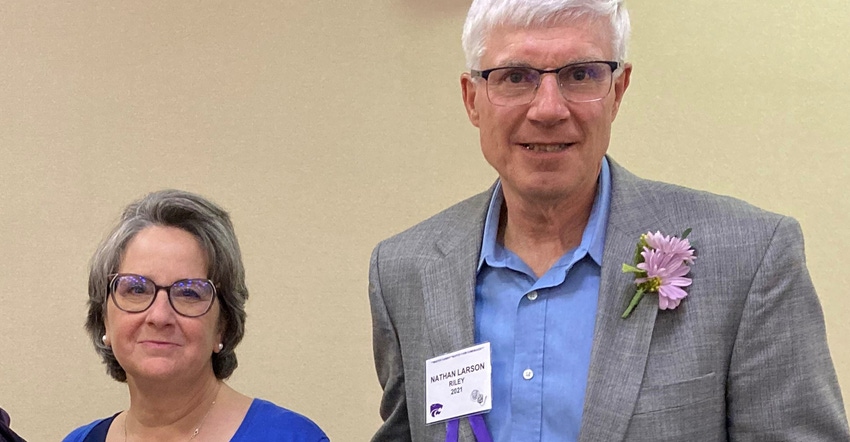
[621,288,646,319]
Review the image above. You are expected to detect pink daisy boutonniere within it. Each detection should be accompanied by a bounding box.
[621,229,696,319]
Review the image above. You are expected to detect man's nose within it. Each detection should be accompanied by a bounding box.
[527,74,571,123]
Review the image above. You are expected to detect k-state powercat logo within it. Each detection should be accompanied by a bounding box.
[429,403,443,418]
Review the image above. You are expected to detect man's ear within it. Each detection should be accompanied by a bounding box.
[461,73,481,127]
[611,63,632,120]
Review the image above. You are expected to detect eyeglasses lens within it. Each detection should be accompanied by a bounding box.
[169,280,215,316]
[113,275,155,312]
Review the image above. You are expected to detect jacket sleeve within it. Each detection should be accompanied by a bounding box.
[369,243,414,442]
[726,216,849,440]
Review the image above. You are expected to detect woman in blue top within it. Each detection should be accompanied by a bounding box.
[64,190,328,442]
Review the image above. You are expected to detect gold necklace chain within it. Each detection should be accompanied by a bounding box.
[124,384,221,441]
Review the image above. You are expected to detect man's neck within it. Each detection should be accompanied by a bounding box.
[499,185,596,278]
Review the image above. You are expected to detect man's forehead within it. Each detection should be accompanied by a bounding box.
[481,21,614,68]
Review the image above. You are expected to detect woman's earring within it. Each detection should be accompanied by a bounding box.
[217,343,224,352]
[102,335,109,346]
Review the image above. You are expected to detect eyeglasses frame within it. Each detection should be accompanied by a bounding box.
[107,273,218,318]
[470,60,621,106]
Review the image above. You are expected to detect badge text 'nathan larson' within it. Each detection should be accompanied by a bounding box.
[430,363,487,383]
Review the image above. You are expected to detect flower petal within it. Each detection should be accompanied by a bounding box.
[659,296,681,310]
[665,276,693,287]
[659,285,688,300]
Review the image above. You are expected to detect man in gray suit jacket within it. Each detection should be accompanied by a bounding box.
[368,0,849,441]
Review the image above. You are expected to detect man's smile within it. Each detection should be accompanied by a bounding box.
[521,143,575,152]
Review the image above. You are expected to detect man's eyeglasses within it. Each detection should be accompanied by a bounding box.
[471,61,621,106]
[108,273,217,318]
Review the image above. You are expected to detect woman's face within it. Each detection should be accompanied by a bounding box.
[104,225,222,384]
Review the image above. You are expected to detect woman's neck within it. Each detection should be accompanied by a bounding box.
[124,374,222,440]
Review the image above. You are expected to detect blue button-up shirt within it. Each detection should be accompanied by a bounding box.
[475,158,611,442]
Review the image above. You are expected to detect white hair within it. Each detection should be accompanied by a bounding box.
[461,0,630,70]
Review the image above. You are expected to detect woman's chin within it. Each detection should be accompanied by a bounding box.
[125,361,184,383]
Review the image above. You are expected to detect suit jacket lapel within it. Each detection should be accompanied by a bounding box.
[579,160,670,442]
[422,247,479,356]
[422,187,493,359]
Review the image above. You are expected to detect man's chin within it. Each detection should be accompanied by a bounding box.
[504,175,599,204]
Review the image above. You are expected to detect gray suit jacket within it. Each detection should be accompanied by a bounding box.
[369,159,849,441]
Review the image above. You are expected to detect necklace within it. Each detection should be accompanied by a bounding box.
[124,383,221,441]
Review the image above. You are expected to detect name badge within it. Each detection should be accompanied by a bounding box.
[425,342,492,425]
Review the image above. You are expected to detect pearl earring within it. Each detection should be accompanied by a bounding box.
[218,343,224,351]
[102,335,108,345]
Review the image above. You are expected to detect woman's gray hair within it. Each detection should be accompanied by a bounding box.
[86,189,248,382]
[461,0,630,70]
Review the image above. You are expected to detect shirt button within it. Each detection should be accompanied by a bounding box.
[522,369,534,380]
[527,291,538,301]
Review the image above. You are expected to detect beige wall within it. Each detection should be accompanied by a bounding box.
[0,1,847,440]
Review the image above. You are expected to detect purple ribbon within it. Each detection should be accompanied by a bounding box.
[444,415,492,442]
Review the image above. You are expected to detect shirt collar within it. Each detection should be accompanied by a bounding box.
[477,156,612,272]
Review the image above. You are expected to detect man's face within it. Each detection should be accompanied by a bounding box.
[461,19,631,205]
